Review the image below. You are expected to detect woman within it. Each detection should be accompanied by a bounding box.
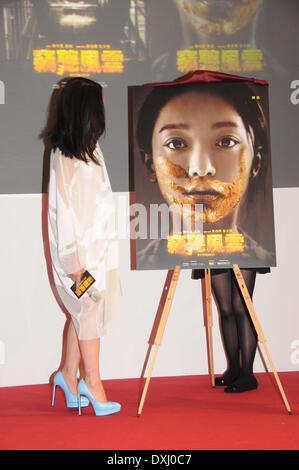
[45,77,121,415]
[135,75,274,392]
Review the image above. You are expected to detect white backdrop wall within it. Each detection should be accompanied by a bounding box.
[0,188,299,387]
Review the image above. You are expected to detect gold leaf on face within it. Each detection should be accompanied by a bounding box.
[154,148,250,224]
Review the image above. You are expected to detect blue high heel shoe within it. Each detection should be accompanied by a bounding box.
[52,371,89,409]
[77,378,121,416]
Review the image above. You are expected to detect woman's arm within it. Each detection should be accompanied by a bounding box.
[55,155,85,278]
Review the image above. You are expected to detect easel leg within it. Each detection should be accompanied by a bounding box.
[232,264,292,415]
[201,269,215,387]
[137,344,159,417]
[257,344,269,373]
[137,265,181,417]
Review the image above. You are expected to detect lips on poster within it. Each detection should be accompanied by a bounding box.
[128,71,276,271]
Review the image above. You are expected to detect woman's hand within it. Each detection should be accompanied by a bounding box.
[69,268,86,290]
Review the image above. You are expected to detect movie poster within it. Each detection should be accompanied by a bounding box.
[0,1,298,194]
[129,71,276,270]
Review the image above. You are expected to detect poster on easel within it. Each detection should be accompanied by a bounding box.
[128,70,276,271]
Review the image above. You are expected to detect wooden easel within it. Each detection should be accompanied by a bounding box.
[137,264,292,416]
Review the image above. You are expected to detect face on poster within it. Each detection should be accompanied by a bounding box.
[129,77,276,270]
[173,0,262,37]
[150,0,265,77]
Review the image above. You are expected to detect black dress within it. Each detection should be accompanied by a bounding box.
[191,267,270,279]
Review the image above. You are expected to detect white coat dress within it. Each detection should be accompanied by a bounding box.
[48,143,121,339]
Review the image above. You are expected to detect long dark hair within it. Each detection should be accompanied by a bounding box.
[42,77,105,165]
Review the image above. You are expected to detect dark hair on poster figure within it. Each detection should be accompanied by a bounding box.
[42,77,105,166]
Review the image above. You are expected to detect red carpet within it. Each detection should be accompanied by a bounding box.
[0,372,298,450]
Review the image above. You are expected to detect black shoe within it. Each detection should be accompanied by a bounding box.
[224,376,258,393]
[214,370,240,387]
[214,376,227,386]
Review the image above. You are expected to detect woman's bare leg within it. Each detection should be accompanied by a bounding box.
[61,321,81,394]
[79,338,107,403]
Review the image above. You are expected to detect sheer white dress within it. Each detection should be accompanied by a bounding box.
[48,143,121,340]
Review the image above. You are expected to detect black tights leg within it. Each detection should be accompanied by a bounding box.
[212,269,258,388]
[231,269,257,393]
[231,269,257,388]
[212,271,240,384]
